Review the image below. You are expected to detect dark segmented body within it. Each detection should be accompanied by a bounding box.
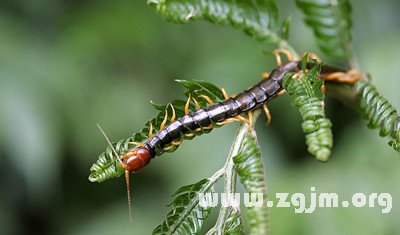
[145,61,301,157]
[89,61,354,180]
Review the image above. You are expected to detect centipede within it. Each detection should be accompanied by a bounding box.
[101,62,337,172]
[91,56,361,220]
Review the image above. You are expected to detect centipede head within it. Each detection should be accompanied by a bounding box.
[122,147,152,173]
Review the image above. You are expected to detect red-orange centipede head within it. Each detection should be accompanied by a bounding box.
[123,147,151,173]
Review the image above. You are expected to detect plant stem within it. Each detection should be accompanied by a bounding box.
[206,110,261,234]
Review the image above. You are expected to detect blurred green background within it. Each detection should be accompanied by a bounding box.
[0,0,399,234]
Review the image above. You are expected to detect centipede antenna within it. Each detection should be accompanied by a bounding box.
[97,124,133,221]
[96,124,124,166]
[125,170,133,222]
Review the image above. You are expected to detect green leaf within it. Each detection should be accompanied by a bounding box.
[148,0,285,47]
[153,179,215,235]
[89,80,226,183]
[301,53,308,71]
[283,60,333,161]
[355,80,400,153]
[233,131,269,234]
[296,0,352,58]
[280,15,292,40]
[176,79,225,107]
[223,208,245,235]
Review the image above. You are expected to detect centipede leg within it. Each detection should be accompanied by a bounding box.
[170,104,176,123]
[129,141,146,147]
[262,104,272,125]
[184,94,191,115]
[321,84,326,94]
[184,133,195,138]
[198,95,214,105]
[149,122,153,139]
[193,127,201,132]
[235,115,251,126]
[273,50,283,66]
[273,48,295,66]
[303,52,322,63]
[320,69,362,84]
[247,111,253,131]
[172,139,182,146]
[261,72,274,126]
[160,110,168,130]
[219,118,242,125]
[220,88,237,99]
[262,72,270,79]
[292,71,304,80]
[276,90,287,96]
[219,115,251,129]
[202,124,214,130]
[282,49,294,61]
[163,145,174,151]
[192,124,214,134]
[221,88,229,99]
[261,72,274,125]
[192,97,201,110]
[164,139,183,151]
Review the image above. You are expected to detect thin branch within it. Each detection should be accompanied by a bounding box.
[206,110,262,234]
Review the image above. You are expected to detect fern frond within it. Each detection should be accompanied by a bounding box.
[355,80,400,152]
[296,0,352,58]
[148,0,291,48]
[224,208,245,234]
[88,136,140,182]
[233,130,269,234]
[89,80,225,183]
[153,179,215,234]
[177,79,225,107]
[283,60,333,161]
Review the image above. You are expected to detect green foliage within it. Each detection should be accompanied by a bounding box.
[222,208,245,234]
[233,130,269,234]
[355,80,400,152]
[296,0,352,58]
[88,1,400,234]
[147,0,291,48]
[88,139,130,182]
[279,15,292,41]
[283,60,333,161]
[177,79,225,107]
[89,80,225,183]
[153,179,214,235]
